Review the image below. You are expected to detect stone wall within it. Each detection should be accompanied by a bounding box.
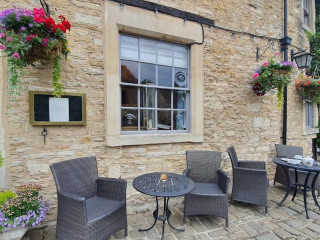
[0,0,317,226]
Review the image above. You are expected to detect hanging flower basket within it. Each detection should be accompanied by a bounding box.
[0,7,71,100]
[252,53,297,109]
[295,74,320,103]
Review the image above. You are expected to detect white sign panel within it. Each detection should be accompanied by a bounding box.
[49,97,69,122]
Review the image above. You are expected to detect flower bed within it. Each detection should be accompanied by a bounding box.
[0,184,49,233]
[295,74,320,103]
[252,53,297,109]
[0,7,71,100]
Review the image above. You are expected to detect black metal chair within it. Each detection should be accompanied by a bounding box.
[183,151,230,229]
[50,156,127,240]
[227,146,268,214]
[274,144,319,195]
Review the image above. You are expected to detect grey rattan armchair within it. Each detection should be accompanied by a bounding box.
[227,147,268,214]
[50,156,127,240]
[274,144,319,194]
[183,151,230,228]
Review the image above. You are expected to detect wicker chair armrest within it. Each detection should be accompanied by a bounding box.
[234,167,268,183]
[97,177,127,200]
[183,168,190,176]
[217,169,230,194]
[238,160,265,170]
[58,190,87,223]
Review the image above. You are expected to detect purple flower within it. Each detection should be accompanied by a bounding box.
[29,23,33,27]
[20,26,26,31]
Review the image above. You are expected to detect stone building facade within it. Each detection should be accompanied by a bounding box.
[0,0,318,223]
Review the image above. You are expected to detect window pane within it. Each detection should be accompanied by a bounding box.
[173,90,186,109]
[121,109,138,131]
[140,87,155,108]
[158,110,171,130]
[121,60,138,84]
[158,66,172,87]
[140,110,155,131]
[173,111,186,130]
[140,39,157,63]
[174,46,188,68]
[306,101,313,127]
[141,63,156,85]
[158,89,171,108]
[121,86,137,107]
[158,43,173,65]
[174,68,188,88]
[120,35,138,60]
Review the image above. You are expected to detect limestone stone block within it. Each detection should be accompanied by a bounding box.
[75,13,101,26]
[254,117,271,128]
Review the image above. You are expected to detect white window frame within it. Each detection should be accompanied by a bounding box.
[119,34,190,134]
[304,0,311,27]
[104,1,204,146]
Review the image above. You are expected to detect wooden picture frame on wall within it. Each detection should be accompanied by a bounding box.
[29,91,86,126]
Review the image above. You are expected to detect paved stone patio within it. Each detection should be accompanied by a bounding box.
[111,182,320,240]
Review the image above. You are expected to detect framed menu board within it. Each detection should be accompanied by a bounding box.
[29,91,86,126]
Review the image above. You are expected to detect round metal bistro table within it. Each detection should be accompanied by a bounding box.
[273,157,320,218]
[133,172,195,240]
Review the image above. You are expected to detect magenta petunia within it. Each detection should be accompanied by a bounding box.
[12,52,20,59]
[6,36,13,42]
[252,73,259,79]
[263,61,269,66]
[0,44,5,50]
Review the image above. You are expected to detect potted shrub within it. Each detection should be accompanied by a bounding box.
[295,74,320,103]
[0,7,71,100]
[0,184,49,234]
[252,52,297,109]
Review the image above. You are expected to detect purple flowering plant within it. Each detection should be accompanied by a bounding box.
[252,52,297,109]
[0,7,71,100]
[0,184,49,233]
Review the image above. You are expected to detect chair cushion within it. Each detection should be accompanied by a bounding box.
[189,183,225,196]
[86,196,125,223]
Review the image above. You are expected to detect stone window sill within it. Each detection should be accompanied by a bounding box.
[106,133,203,147]
[304,127,319,135]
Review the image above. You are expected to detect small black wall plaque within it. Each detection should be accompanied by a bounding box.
[29,91,86,126]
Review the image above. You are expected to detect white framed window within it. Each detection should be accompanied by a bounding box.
[306,100,314,127]
[304,0,311,27]
[120,35,190,134]
[104,1,204,146]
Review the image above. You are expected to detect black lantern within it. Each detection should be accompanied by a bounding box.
[291,50,314,69]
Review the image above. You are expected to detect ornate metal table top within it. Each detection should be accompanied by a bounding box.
[273,158,320,173]
[133,172,195,197]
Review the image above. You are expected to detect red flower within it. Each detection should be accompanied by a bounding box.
[44,17,55,29]
[318,80,320,84]
[304,81,312,86]
[62,20,71,30]
[59,15,66,20]
[52,24,67,33]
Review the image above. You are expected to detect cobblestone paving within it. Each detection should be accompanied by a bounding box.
[110,183,320,240]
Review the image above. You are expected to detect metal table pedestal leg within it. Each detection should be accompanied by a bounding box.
[279,165,291,206]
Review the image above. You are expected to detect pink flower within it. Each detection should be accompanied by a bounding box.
[12,52,20,59]
[0,33,5,38]
[6,37,13,42]
[273,52,278,56]
[42,38,49,47]
[252,73,259,79]
[263,61,269,66]
[0,44,5,50]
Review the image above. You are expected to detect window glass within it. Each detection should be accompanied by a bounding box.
[140,63,156,85]
[158,66,172,87]
[158,43,173,66]
[119,34,189,133]
[120,35,138,60]
[174,46,188,68]
[121,86,137,107]
[140,39,157,63]
[306,101,313,127]
[121,60,138,84]
[304,0,310,27]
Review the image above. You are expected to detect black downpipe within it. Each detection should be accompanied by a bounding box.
[282,0,289,145]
